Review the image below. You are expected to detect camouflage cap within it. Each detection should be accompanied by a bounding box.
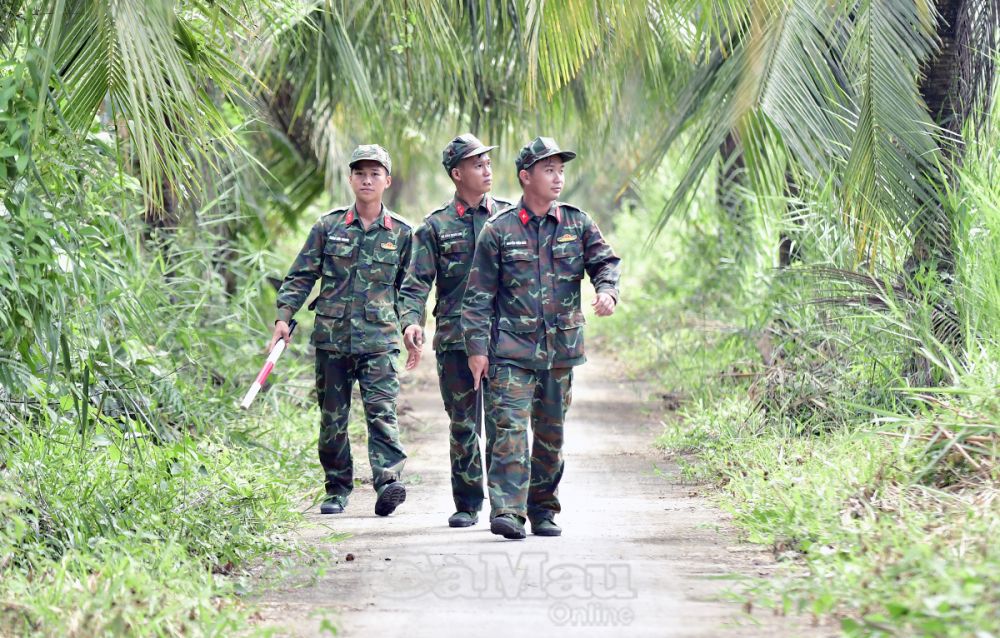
[442,133,498,172]
[514,136,576,171]
[349,144,392,174]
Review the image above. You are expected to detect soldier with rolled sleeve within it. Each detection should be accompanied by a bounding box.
[397,134,510,528]
[268,144,412,517]
[461,136,621,540]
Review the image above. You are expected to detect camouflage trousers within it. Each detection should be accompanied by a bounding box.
[486,364,573,523]
[436,350,495,512]
[315,349,407,505]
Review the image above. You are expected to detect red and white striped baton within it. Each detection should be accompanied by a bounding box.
[240,319,297,409]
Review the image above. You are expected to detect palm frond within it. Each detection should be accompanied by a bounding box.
[28,0,258,206]
[842,0,941,262]
[643,0,853,239]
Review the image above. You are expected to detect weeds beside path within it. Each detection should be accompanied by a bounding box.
[591,201,1000,638]
[0,351,320,637]
[658,392,1000,637]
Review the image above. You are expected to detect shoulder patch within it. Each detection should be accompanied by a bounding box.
[556,201,584,215]
[320,206,349,221]
[488,204,519,223]
[387,210,413,229]
[423,201,451,221]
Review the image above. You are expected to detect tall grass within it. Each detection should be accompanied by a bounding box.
[0,55,321,636]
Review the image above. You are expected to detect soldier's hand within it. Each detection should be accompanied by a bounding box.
[403,324,425,351]
[267,320,292,353]
[592,293,616,317]
[405,347,422,370]
[468,355,489,390]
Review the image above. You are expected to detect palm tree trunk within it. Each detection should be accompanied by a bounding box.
[912,0,998,267]
[904,0,998,380]
[717,131,748,260]
[778,170,802,269]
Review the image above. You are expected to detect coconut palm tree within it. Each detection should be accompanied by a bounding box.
[4,0,266,209]
[646,0,998,271]
[7,0,683,219]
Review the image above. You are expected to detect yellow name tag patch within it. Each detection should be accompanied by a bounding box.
[380,242,397,250]
[557,234,576,243]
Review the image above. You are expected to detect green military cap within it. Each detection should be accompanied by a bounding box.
[442,133,498,172]
[514,136,576,171]
[349,144,392,174]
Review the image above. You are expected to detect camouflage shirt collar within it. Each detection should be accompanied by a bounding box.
[453,193,491,218]
[345,204,393,230]
[516,198,561,225]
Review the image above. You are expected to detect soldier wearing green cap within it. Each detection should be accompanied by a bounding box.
[461,136,621,540]
[268,143,412,517]
[397,134,511,528]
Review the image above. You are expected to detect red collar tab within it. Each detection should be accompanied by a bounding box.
[455,201,466,217]
[518,208,531,225]
[554,206,562,223]
[344,209,355,225]
[383,212,393,230]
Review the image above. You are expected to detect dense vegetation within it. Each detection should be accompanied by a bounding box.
[2,1,998,635]
[595,94,1000,638]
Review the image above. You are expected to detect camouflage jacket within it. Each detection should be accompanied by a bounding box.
[275,205,413,355]
[398,194,510,352]
[461,200,620,369]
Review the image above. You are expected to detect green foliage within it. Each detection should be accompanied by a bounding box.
[662,394,1000,636]
[1,404,316,636]
[0,43,321,636]
[595,76,1000,632]
[642,0,950,263]
[14,0,255,204]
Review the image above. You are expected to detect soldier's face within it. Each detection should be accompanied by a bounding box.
[452,153,493,195]
[520,157,564,201]
[349,161,391,205]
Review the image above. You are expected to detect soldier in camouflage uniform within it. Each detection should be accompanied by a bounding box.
[461,137,621,539]
[268,144,411,517]
[397,134,510,528]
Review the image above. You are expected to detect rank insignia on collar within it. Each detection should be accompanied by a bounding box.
[557,233,576,243]
[380,241,397,250]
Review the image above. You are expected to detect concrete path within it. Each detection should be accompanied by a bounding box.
[252,350,825,637]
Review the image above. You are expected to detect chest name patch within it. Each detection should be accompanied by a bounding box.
[440,231,465,240]
[328,235,350,243]
[380,241,397,250]
[504,240,528,247]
